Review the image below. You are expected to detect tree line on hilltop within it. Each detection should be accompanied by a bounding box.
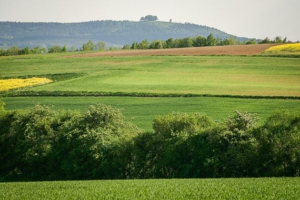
[0,34,289,56]
[0,101,299,181]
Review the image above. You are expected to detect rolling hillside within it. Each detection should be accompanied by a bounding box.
[0,20,250,48]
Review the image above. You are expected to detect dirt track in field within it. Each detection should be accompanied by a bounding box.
[70,44,278,58]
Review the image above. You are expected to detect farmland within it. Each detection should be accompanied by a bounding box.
[1,44,300,197]
[1,45,300,131]
[1,178,299,199]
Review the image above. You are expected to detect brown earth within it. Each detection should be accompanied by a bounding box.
[70,44,278,58]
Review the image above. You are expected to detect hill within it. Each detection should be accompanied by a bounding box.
[0,20,250,49]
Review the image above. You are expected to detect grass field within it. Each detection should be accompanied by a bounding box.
[3,96,300,131]
[1,178,299,199]
[1,50,300,130]
[1,54,300,96]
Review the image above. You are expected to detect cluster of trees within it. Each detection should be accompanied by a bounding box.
[140,15,158,21]
[123,34,289,50]
[1,102,299,181]
[0,40,107,56]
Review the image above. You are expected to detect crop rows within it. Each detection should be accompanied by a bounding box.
[1,178,299,200]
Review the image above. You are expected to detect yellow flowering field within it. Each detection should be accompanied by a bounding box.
[0,77,52,92]
[264,43,300,53]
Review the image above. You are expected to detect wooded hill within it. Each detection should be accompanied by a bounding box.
[0,20,250,49]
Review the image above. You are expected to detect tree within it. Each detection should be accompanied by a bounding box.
[131,42,138,49]
[95,41,106,51]
[82,40,95,51]
[140,15,158,21]
[48,45,62,53]
[246,38,256,45]
[206,33,218,46]
[32,46,41,54]
[150,40,163,49]
[253,111,300,176]
[61,45,68,53]
[193,36,207,47]
[180,37,193,48]
[23,47,31,54]
[138,39,149,49]
[7,46,19,56]
[274,36,283,43]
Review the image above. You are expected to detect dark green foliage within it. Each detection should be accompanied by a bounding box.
[253,111,300,176]
[1,107,299,181]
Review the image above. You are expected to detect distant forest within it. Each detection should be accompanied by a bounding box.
[0,33,289,56]
[0,20,251,49]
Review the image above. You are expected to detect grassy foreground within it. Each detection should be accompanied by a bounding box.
[4,96,300,131]
[1,178,299,200]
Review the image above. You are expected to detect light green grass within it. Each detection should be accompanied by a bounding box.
[4,96,300,131]
[1,54,300,96]
[1,178,299,200]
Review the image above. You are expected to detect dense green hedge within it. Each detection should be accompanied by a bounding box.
[2,90,300,100]
[0,105,299,181]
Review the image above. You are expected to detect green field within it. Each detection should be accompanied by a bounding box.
[3,96,300,131]
[1,178,299,199]
[1,53,300,130]
[1,54,300,96]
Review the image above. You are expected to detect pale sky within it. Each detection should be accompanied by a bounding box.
[1,0,299,41]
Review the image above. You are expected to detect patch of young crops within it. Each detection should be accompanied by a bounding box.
[0,78,52,92]
[1,178,299,200]
[264,43,300,54]
[3,96,300,131]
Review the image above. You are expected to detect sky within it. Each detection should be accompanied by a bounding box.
[1,0,299,41]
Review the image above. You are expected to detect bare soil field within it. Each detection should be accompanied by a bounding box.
[72,44,278,58]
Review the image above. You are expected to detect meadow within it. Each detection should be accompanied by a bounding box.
[1,178,299,199]
[1,46,300,198]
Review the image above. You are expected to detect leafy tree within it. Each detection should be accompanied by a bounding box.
[61,45,68,53]
[69,46,75,52]
[150,40,163,49]
[95,41,106,51]
[82,40,95,51]
[122,44,131,50]
[253,111,300,176]
[246,38,256,45]
[23,47,31,54]
[7,46,19,56]
[193,36,207,47]
[48,45,62,53]
[138,39,149,49]
[32,46,41,54]
[140,15,158,21]
[166,38,174,48]
[131,42,138,49]
[153,112,214,138]
[206,33,218,46]
[180,37,193,48]
[274,36,283,43]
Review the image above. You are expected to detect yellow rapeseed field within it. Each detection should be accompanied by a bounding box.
[264,43,300,53]
[0,77,52,92]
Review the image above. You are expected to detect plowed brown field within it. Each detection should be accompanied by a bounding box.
[71,44,278,57]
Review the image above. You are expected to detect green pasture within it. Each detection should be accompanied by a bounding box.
[1,53,300,97]
[4,96,300,131]
[1,178,299,199]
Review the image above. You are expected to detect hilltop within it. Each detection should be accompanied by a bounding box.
[0,20,250,49]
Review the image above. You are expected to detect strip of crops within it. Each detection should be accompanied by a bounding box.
[1,178,299,200]
[3,96,300,131]
[0,78,52,92]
